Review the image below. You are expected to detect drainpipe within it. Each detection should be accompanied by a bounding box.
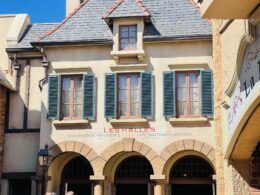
[11,53,20,91]
[38,47,49,91]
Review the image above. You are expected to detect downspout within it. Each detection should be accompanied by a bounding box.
[38,47,49,91]
[11,53,20,91]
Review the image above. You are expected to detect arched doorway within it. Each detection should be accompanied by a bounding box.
[115,155,153,195]
[170,156,215,195]
[60,156,94,195]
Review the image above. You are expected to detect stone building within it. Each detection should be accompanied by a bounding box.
[0,0,227,195]
[199,0,260,195]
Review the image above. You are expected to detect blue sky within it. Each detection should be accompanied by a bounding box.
[0,0,65,23]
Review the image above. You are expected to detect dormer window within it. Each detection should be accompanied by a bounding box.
[119,25,137,50]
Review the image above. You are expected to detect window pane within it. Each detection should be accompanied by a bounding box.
[131,102,139,116]
[129,25,137,32]
[129,31,137,37]
[121,31,128,38]
[190,87,198,101]
[63,92,70,104]
[190,73,198,87]
[74,105,82,117]
[177,73,186,87]
[177,102,186,116]
[120,26,128,32]
[74,78,82,90]
[119,103,127,116]
[131,90,139,102]
[121,38,128,44]
[129,38,136,44]
[63,78,70,91]
[177,88,186,101]
[119,89,127,102]
[63,104,70,117]
[74,91,82,104]
[190,102,199,115]
[119,75,127,89]
[131,75,139,89]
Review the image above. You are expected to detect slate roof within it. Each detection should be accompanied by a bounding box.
[0,68,15,91]
[10,0,212,49]
[102,0,150,19]
[7,23,58,51]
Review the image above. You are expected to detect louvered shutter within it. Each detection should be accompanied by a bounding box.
[200,70,214,117]
[83,74,95,120]
[141,72,152,119]
[48,75,61,120]
[163,71,176,117]
[105,73,117,118]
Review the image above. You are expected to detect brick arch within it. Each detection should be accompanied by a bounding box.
[100,138,165,175]
[160,139,216,168]
[49,141,102,175]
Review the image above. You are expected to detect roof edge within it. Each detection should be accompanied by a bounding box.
[102,0,150,19]
[36,0,90,42]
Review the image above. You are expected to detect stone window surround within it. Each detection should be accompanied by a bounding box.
[111,17,145,62]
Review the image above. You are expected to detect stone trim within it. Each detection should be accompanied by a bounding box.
[160,139,216,167]
[100,138,163,175]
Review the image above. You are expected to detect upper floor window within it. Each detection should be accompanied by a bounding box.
[118,73,140,118]
[176,72,200,117]
[62,76,83,119]
[119,25,137,50]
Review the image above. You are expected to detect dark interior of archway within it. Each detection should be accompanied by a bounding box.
[60,156,94,195]
[115,156,153,195]
[171,156,215,195]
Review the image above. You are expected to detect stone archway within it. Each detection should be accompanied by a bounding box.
[159,139,216,168]
[100,138,164,176]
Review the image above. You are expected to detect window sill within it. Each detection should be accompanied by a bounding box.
[111,50,145,62]
[169,117,208,125]
[110,118,148,125]
[110,64,147,72]
[53,119,89,126]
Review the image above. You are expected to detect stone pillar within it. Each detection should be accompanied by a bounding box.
[90,175,105,195]
[154,183,163,195]
[94,183,103,195]
[150,175,165,195]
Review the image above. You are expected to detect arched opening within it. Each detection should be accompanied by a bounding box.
[115,155,153,195]
[170,156,215,195]
[60,156,94,195]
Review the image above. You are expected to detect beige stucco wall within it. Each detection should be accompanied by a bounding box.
[0,15,15,72]
[3,133,39,172]
[39,40,214,152]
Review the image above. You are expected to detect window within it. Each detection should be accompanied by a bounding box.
[177,72,200,117]
[61,76,83,119]
[119,25,137,50]
[9,179,31,195]
[118,73,140,118]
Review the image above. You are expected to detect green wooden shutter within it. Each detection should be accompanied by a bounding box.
[105,73,116,118]
[200,70,214,117]
[163,71,176,117]
[83,74,95,120]
[141,72,152,119]
[48,75,60,120]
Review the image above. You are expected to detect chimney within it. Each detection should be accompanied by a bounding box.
[66,0,83,16]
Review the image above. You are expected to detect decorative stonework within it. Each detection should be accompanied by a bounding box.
[160,139,216,167]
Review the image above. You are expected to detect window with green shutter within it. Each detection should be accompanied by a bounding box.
[163,71,176,117]
[105,72,153,119]
[48,74,96,121]
[48,75,61,120]
[163,70,213,118]
[200,70,214,117]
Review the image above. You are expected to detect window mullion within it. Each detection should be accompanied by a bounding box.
[127,75,131,117]
[70,79,74,118]
[187,74,190,116]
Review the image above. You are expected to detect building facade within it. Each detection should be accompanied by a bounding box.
[2,0,256,195]
[199,0,260,195]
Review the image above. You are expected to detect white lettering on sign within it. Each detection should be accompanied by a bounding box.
[228,27,260,133]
